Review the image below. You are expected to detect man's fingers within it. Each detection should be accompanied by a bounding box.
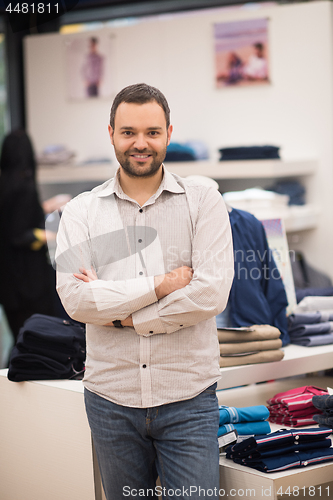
[74,272,91,282]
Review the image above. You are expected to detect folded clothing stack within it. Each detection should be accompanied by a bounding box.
[219,145,280,161]
[165,141,209,162]
[218,324,284,367]
[267,386,327,427]
[218,405,270,438]
[288,312,333,347]
[7,314,86,382]
[313,395,333,426]
[225,427,333,472]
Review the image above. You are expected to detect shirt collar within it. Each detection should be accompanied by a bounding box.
[97,165,185,200]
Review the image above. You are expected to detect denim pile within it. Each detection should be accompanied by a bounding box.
[218,405,270,438]
[225,427,333,472]
[267,386,327,427]
[218,325,285,367]
[288,312,333,347]
[313,394,333,426]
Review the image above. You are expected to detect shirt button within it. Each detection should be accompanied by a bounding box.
[180,324,183,327]
[303,461,308,466]
[149,331,153,333]
[139,209,143,213]
[142,364,147,368]
[139,272,143,275]
[138,239,142,243]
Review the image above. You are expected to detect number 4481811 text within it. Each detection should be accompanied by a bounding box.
[5,3,59,14]
[277,486,330,497]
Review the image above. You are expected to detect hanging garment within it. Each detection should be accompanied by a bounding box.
[217,208,289,345]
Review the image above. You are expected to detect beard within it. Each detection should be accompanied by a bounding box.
[114,146,167,178]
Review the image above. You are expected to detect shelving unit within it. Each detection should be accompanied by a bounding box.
[165,159,317,179]
[37,159,319,233]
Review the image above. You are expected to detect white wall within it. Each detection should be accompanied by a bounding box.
[24,1,333,277]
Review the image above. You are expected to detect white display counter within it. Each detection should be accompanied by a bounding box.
[1,344,333,500]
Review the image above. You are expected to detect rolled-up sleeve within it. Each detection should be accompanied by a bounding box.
[132,188,234,336]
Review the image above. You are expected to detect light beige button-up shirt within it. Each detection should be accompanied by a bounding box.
[56,167,234,408]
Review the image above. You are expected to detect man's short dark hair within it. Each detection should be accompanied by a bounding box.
[110,83,170,130]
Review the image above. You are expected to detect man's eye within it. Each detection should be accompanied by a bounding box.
[149,131,159,136]
[123,131,133,136]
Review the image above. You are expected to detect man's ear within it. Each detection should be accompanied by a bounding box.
[108,124,114,145]
[167,124,173,146]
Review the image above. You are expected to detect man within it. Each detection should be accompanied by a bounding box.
[56,83,234,499]
[82,36,104,97]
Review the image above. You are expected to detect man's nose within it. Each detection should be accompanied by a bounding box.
[133,134,148,150]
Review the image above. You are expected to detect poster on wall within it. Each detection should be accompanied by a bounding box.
[64,32,115,100]
[214,18,270,88]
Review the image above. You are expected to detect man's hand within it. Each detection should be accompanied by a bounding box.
[74,267,98,282]
[74,267,133,327]
[154,266,193,300]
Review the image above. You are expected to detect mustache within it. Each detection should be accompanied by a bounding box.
[127,149,155,155]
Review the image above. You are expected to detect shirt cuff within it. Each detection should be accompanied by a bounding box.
[132,302,166,336]
[90,275,157,316]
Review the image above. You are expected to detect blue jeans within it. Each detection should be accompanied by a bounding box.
[84,384,220,499]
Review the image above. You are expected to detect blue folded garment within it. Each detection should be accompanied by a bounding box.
[232,448,333,472]
[289,312,333,327]
[218,420,271,437]
[289,322,333,337]
[219,405,269,425]
[290,333,333,346]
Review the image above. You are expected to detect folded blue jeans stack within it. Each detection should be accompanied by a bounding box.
[218,405,270,437]
[313,395,333,426]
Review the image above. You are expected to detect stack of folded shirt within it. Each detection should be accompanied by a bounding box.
[267,386,327,427]
[225,427,333,472]
[218,405,271,438]
[313,394,333,426]
[218,324,285,367]
[288,312,333,346]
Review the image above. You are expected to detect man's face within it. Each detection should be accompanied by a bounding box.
[108,101,172,178]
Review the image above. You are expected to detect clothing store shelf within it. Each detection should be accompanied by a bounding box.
[217,343,333,390]
[36,159,316,184]
[37,162,117,184]
[218,375,333,499]
[165,159,317,180]
[238,204,321,232]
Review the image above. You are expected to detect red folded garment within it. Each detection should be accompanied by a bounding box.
[268,415,318,427]
[268,406,320,418]
[267,386,328,411]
